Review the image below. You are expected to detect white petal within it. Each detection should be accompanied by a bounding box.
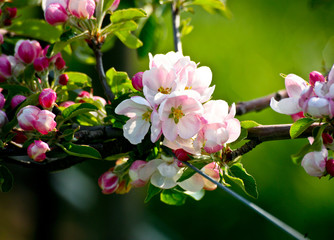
[178,173,204,192]
[115,99,147,118]
[150,172,177,189]
[285,74,308,97]
[123,117,150,144]
[138,159,163,181]
[162,118,178,141]
[178,114,202,139]
[157,162,180,178]
[270,97,301,115]
[130,96,151,108]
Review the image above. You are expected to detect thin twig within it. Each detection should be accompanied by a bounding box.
[171,1,182,53]
[183,161,308,240]
[236,89,288,115]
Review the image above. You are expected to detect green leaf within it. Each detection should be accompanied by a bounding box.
[115,31,143,49]
[177,161,207,182]
[102,21,138,35]
[310,124,327,151]
[106,68,134,96]
[62,128,77,142]
[181,18,194,37]
[160,189,187,206]
[144,183,162,203]
[62,103,98,121]
[111,8,147,23]
[8,19,62,42]
[189,0,229,15]
[290,118,315,139]
[63,72,92,91]
[104,153,130,161]
[240,120,261,129]
[0,165,13,192]
[59,143,102,159]
[225,163,258,198]
[291,143,312,164]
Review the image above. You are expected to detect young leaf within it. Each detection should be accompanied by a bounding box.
[106,68,134,96]
[289,118,315,139]
[144,183,162,203]
[189,0,229,15]
[104,153,130,161]
[240,120,261,129]
[62,103,98,121]
[101,21,138,35]
[111,8,147,23]
[160,189,187,206]
[59,143,102,159]
[291,143,312,164]
[8,19,62,42]
[0,165,13,192]
[225,163,258,198]
[63,72,92,91]
[115,31,143,49]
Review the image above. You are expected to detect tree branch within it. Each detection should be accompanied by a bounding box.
[235,89,287,115]
[171,2,182,53]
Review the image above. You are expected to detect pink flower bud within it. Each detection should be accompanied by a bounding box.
[6,7,17,19]
[98,171,119,194]
[39,88,57,108]
[326,159,334,177]
[0,56,12,82]
[110,0,120,12]
[68,0,96,19]
[129,160,148,187]
[58,73,69,85]
[55,55,66,70]
[34,57,49,72]
[27,140,50,162]
[202,162,220,191]
[33,110,57,135]
[17,105,40,131]
[11,95,26,109]
[131,72,143,91]
[322,133,333,145]
[173,148,191,161]
[60,101,75,108]
[44,3,68,25]
[301,148,327,177]
[93,96,106,107]
[15,40,42,64]
[78,90,90,98]
[0,110,8,128]
[309,71,325,86]
[0,33,3,45]
[0,92,5,109]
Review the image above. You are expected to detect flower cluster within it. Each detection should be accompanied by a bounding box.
[116,51,241,155]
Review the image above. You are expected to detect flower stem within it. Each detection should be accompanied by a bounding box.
[183,161,308,240]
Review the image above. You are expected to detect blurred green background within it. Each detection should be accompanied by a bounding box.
[2,0,334,239]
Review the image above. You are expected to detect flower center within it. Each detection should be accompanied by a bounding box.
[158,86,171,94]
[168,105,185,124]
[142,110,152,122]
[185,86,192,90]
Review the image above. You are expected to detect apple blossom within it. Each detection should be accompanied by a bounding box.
[202,162,221,191]
[33,110,57,135]
[0,55,12,82]
[7,56,25,77]
[309,71,325,86]
[301,148,327,177]
[68,0,96,19]
[15,40,42,64]
[58,73,69,85]
[131,72,144,91]
[0,110,8,128]
[39,88,57,108]
[11,95,26,109]
[33,57,49,72]
[55,55,66,70]
[27,140,50,162]
[17,105,41,131]
[44,3,68,25]
[129,160,149,187]
[173,149,191,161]
[98,170,119,194]
[0,92,5,109]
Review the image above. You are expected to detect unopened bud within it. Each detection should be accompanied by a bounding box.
[11,95,26,109]
[27,140,50,162]
[309,71,325,86]
[58,73,69,85]
[322,133,333,145]
[98,171,119,194]
[131,72,143,91]
[173,148,191,161]
[326,159,334,177]
[39,88,57,108]
[34,57,49,72]
[44,3,68,25]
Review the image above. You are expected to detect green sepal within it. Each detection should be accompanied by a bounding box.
[0,165,13,192]
[289,118,315,139]
[160,189,187,206]
[58,143,102,159]
[224,163,258,198]
[144,183,162,203]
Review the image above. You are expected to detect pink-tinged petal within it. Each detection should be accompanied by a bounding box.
[270,97,301,115]
[130,96,151,108]
[157,161,180,178]
[307,97,329,117]
[225,118,241,143]
[150,109,162,142]
[123,117,150,144]
[203,100,229,123]
[162,118,178,141]
[178,114,202,139]
[328,64,334,85]
[115,99,148,118]
[138,159,164,181]
[163,137,201,155]
[199,85,215,103]
[178,173,204,192]
[202,163,220,191]
[285,74,308,97]
[227,102,236,120]
[192,66,212,89]
[301,148,327,177]
[129,160,148,187]
[150,172,178,189]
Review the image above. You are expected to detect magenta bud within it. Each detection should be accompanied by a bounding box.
[55,56,66,70]
[27,140,50,162]
[0,92,5,109]
[34,57,49,72]
[110,0,120,11]
[326,159,334,177]
[39,88,57,108]
[44,3,68,25]
[68,0,96,19]
[131,72,144,91]
[0,110,8,128]
[0,56,12,82]
[78,90,90,98]
[309,71,325,86]
[17,105,40,131]
[7,7,17,19]
[15,40,42,64]
[11,95,26,109]
[33,110,57,135]
[58,73,69,85]
[322,133,333,145]
[173,148,191,161]
[98,171,119,194]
